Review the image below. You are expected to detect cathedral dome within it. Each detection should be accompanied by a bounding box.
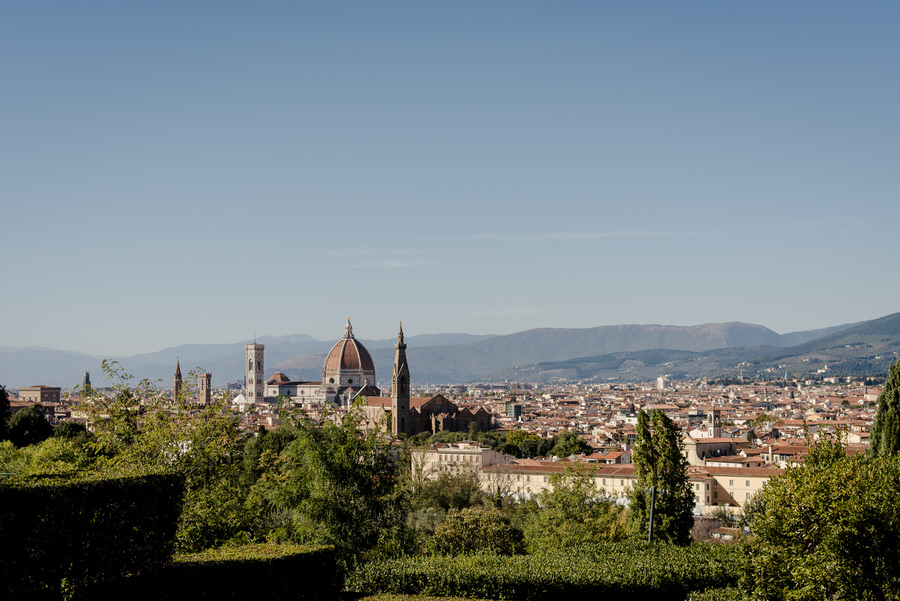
[324,319,376,373]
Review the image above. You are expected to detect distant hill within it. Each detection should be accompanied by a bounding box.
[492,313,900,383]
[0,317,882,389]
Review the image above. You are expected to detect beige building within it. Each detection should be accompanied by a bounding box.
[412,441,514,477]
[478,458,781,517]
[17,385,61,406]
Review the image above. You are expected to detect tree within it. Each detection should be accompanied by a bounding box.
[550,429,592,458]
[433,507,524,555]
[6,405,54,448]
[525,465,627,553]
[78,360,250,551]
[0,385,10,439]
[628,409,694,545]
[747,440,900,600]
[248,404,404,567]
[870,360,900,457]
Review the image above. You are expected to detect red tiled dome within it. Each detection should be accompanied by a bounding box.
[324,319,375,372]
[267,372,292,385]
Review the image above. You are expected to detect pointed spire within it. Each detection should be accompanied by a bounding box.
[175,358,182,378]
[398,322,404,344]
[344,317,354,338]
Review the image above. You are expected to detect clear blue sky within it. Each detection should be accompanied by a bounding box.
[3,1,898,356]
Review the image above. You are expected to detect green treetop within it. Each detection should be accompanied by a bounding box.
[628,409,694,545]
[871,360,900,457]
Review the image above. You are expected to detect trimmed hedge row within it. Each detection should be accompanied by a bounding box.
[91,543,337,601]
[0,472,185,599]
[346,542,744,601]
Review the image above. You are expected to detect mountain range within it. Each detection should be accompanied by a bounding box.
[3,314,899,390]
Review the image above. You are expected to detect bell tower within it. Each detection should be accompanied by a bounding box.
[246,341,265,403]
[706,409,722,438]
[391,323,410,436]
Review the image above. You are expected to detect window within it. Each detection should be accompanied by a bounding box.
[746,492,751,501]
[729,479,734,486]
[746,480,750,487]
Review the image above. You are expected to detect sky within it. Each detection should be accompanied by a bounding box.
[3,1,899,356]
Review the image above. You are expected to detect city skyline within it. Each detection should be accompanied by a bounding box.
[4,2,899,356]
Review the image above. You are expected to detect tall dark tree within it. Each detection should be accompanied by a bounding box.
[6,404,54,448]
[0,385,9,439]
[871,361,900,457]
[628,409,694,545]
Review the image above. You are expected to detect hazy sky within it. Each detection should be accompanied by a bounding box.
[3,2,898,356]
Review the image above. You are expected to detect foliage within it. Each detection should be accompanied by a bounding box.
[346,541,744,601]
[6,403,54,447]
[408,470,484,512]
[240,424,298,487]
[0,437,89,479]
[0,472,185,599]
[80,361,245,479]
[76,360,250,552]
[549,429,592,457]
[525,465,627,553]
[248,404,404,568]
[432,507,525,555]
[870,360,900,456]
[745,440,900,601]
[0,384,9,438]
[53,419,90,445]
[628,409,694,545]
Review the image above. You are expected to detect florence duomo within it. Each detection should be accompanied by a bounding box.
[245,319,490,436]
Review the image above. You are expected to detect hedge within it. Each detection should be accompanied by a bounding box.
[91,543,337,601]
[346,541,744,601]
[0,472,185,599]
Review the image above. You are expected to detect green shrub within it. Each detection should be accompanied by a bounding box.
[347,541,743,601]
[94,543,336,601]
[0,472,185,599]
[746,447,900,600]
[433,507,524,555]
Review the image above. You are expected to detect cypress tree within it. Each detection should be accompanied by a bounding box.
[871,361,900,457]
[628,409,695,545]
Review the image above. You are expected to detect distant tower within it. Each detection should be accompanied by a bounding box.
[706,409,722,438]
[246,342,265,403]
[174,360,183,401]
[82,371,92,394]
[199,372,211,405]
[391,323,410,436]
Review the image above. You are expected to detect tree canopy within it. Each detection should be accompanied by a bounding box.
[6,404,54,448]
[870,360,900,457]
[628,409,694,545]
[550,429,592,458]
[0,385,9,438]
[748,439,900,600]
[525,465,627,553]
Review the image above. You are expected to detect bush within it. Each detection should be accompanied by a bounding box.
[0,472,185,599]
[432,507,525,555]
[347,541,743,601]
[93,543,337,601]
[746,445,900,600]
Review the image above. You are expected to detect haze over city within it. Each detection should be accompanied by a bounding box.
[4,2,898,356]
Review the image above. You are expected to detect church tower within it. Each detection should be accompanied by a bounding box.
[246,342,265,403]
[706,409,722,438]
[199,372,212,405]
[391,323,410,436]
[174,360,183,402]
